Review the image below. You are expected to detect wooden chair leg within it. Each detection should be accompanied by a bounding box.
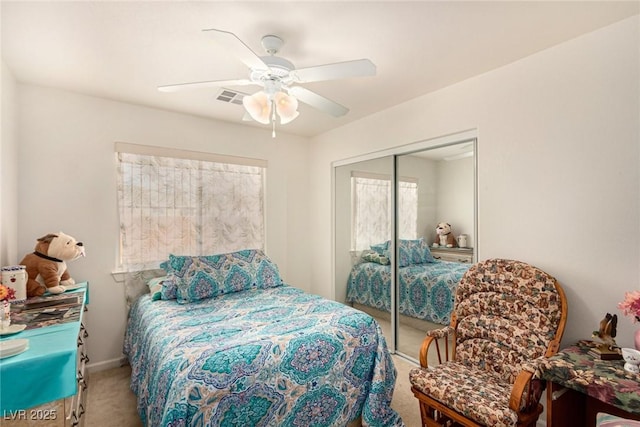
[420,401,455,427]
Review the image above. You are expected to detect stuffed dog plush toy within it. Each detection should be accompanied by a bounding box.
[433,222,457,248]
[20,232,85,297]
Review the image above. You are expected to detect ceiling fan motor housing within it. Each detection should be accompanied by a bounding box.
[261,34,284,55]
[251,56,294,82]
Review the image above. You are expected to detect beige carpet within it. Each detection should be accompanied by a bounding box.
[390,355,422,426]
[85,356,422,427]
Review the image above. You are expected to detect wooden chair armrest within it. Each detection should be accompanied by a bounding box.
[509,369,534,412]
[424,326,453,339]
[419,326,454,368]
[545,339,561,357]
[419,336,437,368]
[510,352,556,414]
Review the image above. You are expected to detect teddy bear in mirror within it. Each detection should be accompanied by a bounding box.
[432,222,457,248]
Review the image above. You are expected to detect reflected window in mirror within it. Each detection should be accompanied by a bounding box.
[351,172,418,254]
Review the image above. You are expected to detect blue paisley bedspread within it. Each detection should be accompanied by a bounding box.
[124,285,405,427]
[346,261,471,325]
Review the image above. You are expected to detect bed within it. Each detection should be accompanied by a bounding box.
[346,239,471,325]
[123,249,404,427]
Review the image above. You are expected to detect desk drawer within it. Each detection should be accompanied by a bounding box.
[430,249,473,263]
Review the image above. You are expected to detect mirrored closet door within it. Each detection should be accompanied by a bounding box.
[395,142,476,358]
[334,133,477,362]
[334,155,394,331]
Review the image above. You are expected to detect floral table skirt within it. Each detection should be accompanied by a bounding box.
[537,340,640,415]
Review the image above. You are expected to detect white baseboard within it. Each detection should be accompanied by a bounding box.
[87,356,128,373]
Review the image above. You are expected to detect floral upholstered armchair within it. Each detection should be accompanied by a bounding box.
[409,258,568,427]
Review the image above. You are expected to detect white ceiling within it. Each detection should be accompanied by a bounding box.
[2,1,638,138]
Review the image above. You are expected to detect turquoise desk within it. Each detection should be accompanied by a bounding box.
[0,284,88,412]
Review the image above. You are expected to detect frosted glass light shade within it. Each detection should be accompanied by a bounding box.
[242,91,271,124]
[274,92,299,124]
[243,90,299,127]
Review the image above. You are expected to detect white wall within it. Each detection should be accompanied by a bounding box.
[310,16,640,350]
[435,156,474,248]
[15,85,311,369]
[1,61,19,266]
[397,154,438,242]
[399,154,474,246]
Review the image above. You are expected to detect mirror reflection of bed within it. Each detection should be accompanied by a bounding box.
[348,255,472,360]
[334,132,477,362]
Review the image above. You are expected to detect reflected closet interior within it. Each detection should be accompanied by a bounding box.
[334,134,477,361]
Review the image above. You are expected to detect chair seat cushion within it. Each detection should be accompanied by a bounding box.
[409,362,519,427]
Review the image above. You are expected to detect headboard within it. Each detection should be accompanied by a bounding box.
[123,268,165,313]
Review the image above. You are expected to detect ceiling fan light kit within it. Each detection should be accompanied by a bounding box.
[242,89,299,121]
[158,28,376,137]
[242,79,300,137]
[274,92,299,125]
[242,91,271,125]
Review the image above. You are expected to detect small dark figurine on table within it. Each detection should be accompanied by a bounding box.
[591,312,622,360]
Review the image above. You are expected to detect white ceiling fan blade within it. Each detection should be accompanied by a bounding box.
[292,59,376,83]
[288,86,349,117]
[202,29,270,71]
[158,79,256,92]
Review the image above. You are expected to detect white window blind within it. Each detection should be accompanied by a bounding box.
[351,173,418,251]
[351,175,392,252]
[115,143,266,271]
[397,180,418,240]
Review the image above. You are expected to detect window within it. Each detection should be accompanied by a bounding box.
[351,172,418,251]
[115,143,266,271]
[397,180,418,240]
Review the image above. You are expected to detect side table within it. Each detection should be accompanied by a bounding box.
[430,247,474,263]
[538,340,640,426]
[0,283,89,426]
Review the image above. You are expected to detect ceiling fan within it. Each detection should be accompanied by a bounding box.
[158,29,376,134]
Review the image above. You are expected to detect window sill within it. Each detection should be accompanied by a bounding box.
[111,271,126,283]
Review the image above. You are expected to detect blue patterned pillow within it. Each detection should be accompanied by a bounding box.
[370,241,390,255]
[384,238,435,267]
[158,261,179,300]
[361,250,390,265]
[163,249,283,303]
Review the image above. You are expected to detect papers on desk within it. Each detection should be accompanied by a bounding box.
[8,291,84,330]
